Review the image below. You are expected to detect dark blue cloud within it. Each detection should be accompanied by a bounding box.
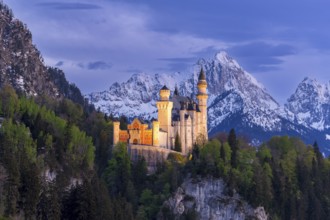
[77,61,112,70]
[36,2,101,10]
[55,61,64,67]
[87,61,112,70]
[157,57,197,72]
[228,42,297,57]
[226,42,297,72]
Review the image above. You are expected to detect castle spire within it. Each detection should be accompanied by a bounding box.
[196,67,208,140]
[174,85,179,96]
[198,68,206,81]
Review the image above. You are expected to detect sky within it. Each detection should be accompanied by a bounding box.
[5,0,330,104]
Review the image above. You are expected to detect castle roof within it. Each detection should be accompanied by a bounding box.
[172,114,180,121]
[174,86,179,96]
[196,104,201,112]
[161,85,170,91]
[187,102,195,111]
[198,68,206,81]
[180,102,186,110]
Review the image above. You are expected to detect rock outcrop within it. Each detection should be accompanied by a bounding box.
[159,177,268,220]
[0,3,85,105]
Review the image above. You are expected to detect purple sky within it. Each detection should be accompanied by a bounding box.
[5,0,330,103]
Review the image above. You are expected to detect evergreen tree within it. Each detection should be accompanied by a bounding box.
[220,143,225,161]
[313,141,323,165]
[174,132,182,152]
[103,142,131,198]
[228,128,238,168]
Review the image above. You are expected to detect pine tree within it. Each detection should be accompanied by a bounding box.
[228,128,238,168]
[174,132,182,152]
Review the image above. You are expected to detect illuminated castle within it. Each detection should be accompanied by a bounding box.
[113,69,208,155]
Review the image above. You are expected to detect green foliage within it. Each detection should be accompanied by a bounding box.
[188,133,330,220]
[0,85,19,118]
[174,132,182,152]
[1,85,330,220]
[66,125,95,169]
[0,87,100,218]
[228,128,238,168]
[104,142,131,197]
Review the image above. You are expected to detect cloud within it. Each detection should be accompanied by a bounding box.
[36,2,101,10]
[226,41,297,72]
[87,61,112,70]
[228,42,296,57]
[157,57,198,71]
[77,61,112,70]
[55,61,64,67]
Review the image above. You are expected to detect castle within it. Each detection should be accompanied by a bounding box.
[113,69,208,155]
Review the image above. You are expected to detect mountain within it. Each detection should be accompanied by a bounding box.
[87,52,330,153]
[86,51,284,134]
[0,4,84,105]
[283,77,330,131]
[87,51,281,129]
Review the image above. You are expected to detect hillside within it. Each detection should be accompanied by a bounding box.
[0,4,85,105]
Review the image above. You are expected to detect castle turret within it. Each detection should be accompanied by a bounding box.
[180,102,186,153]
[156,85,173,148]
[196,68,208,140]
[113,121,120,145]
[152,120,160,147]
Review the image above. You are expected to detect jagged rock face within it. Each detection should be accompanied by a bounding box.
[158,177,268,220]
[199,52,281,133]
[0,5,58,97]
[0,3,84,104]
[284,78,330,131]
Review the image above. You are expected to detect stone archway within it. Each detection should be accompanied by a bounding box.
[133,139,138,145]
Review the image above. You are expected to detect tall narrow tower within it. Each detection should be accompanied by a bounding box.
[156,85,173,148]
[196,68,208,140]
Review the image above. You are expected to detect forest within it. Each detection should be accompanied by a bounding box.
[0,84,329,220]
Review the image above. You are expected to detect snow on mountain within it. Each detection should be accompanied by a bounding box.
[87,51,330,154]
[87,72,191,119]
[87,51,281,132]
[283,77,330,130]
[198,52,281,133]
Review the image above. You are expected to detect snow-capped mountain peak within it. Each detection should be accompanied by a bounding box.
[215,51,241,70]
[284,77,330,131]
[86,51,330,154]
[87,51,281,132]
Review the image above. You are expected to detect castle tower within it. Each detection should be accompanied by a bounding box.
[156,85,173,148]
[196,68,208,140]
[152,120,160,147]
[180,102,186,153]
[113,121,120,145]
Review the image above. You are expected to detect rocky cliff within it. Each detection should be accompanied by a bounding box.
[0,3,85,105]
[158,177,268,220]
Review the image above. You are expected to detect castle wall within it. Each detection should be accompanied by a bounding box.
[119,130,129,143]
[152,121,160,147]
[185,117,192,154]
[142,130,153,145]
[159,131,168,149]
[129,145,183,173]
